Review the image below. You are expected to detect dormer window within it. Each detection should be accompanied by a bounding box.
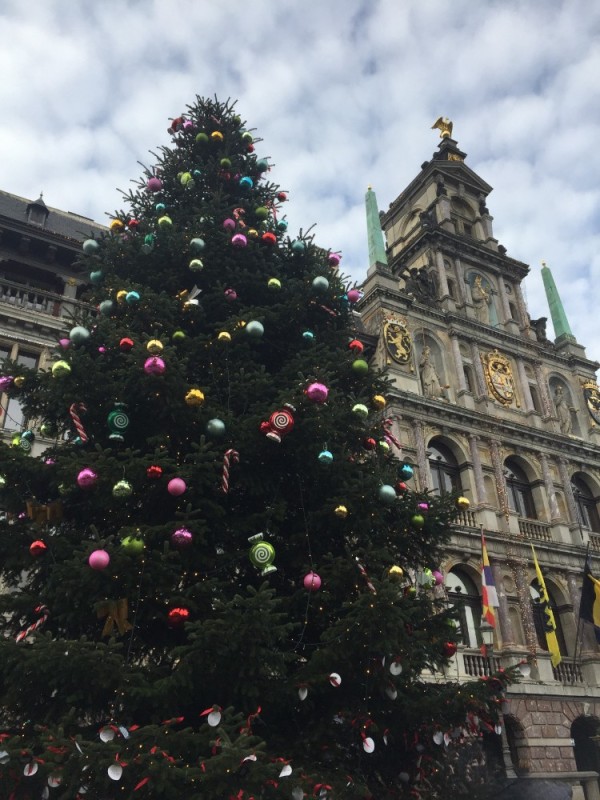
[26,194,49,228]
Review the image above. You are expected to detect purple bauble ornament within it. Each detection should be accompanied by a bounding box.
[231,233,247,247]
[328,253,341,267]
[222,218,236,232]
[433,570,444,586]
[347,289,362,304]
[59,338,71,349]
[77,468,98,489]
[167,477,187,496]
[303,571,322,591]
[417,502,429,513]
[88,549,110,570]
[146,177,163,193]
[144,357,166,375]
[306,382,329,403]
[224,288,237,301]
[0,375,14,392]
[171,527,193,550]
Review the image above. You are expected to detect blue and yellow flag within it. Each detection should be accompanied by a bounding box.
[580,558,600,644]
[531,545,561,667]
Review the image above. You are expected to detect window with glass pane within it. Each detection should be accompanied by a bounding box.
[504,459,536,519]
[446,568,482,647]
[0,345,10,364]
[428,441,461,495]
[3,397,25,431]
[571,475,600,532]
[17,351,39,370]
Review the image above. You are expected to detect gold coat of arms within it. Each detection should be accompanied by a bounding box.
[482,350,516,405]
[383,318,412,364]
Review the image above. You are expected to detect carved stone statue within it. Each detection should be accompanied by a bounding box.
[529,316,549,344]
[472,275,491,325]
[554,385,572,434]
[403,267,435,303]
[419,346,445,398]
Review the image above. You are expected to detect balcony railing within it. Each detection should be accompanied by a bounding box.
[518,518,552,542]
[552,657,583,684]
[0,278,89,318]
[589,533,600,554]
[462,650,501,677]
[453,508,478,528]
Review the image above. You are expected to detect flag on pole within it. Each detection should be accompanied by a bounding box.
[531,545,562,667]
[481,531,499,627]
[580,558,600,644]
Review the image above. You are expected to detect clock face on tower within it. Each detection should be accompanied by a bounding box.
[583,382,600,425]
[383,318,412,364]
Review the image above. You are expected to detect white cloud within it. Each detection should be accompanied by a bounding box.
[1,0,600,356]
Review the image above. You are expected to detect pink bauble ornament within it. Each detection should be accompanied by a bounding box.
[433,570,444,585]
[171,527,193,550]
[144,356,166,375]
[89,549,110,570]
[77,468,98,489]
[224,288,237,301]
[303,571,322,591]
[146,177,162,193]
[167,478,187,496]
[347,289,362,303]
[222,218,236,231]
[59,338,71,349]
[328,253,341,267]
[306,382,329,403]
[417,502,429,513]
[231,233,247,247]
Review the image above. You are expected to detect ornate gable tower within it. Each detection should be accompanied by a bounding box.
[358,123,600,794]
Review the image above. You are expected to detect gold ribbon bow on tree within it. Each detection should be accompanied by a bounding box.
[97,599,133,637]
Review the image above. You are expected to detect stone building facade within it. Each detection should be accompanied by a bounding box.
[359,131,600,796]
[0,190,105,455]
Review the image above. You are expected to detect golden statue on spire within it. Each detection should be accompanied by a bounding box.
[431,117,453,139]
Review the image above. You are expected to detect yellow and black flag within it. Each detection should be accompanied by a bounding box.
[580,558,600,644]
[531,545,562,667]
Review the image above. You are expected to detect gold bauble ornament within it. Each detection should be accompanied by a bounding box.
[211,131,224,142]
[388,565,404,581]
[372,394,386,409]
[334,505,348,518]
[13,376,25,388]
[147,339,164,354]
[185,389,205,407]
[456,496,470,510]
[116,290,128,304]
[110,219,125,232]
[218,331,232,342]
[247,228,259,239]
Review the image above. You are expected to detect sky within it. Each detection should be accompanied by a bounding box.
[1,0,599,358]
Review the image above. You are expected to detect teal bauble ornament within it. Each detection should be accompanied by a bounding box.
[107,403,130,442]
[112,479,133,498]
[82,239,99,255]
[155,203,166,213]
[318,449,333,464]
[239,176,253,189]
[98,300,114,316]
[69,326,90,345]
[126,291,140,305]
[256,159,269,173]
[378,484,397,505]
[190,238,205,253]
[303,330,315,341]
[312,276,329,293]
[291,240,306,254]
[90,270,104,284]
[352,359,369,375]
[206,418,226,437]
[246,321,264,338]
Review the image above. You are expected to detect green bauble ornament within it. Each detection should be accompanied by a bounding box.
[411,514,425,529]
[189,259,204,271]
[112,480,133,498]
[254,206,269,220]
[157,215,172,228]
[195,132,209,144]
[52,360,71,378]
[121,536,145,555]
[0,475,6,489]
[107,403,130,442]
[172,330,186,342]
[268,278,281,290]
[352,403,369,418]
[352,359,369,375]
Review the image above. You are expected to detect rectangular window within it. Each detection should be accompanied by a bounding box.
[3,397,25,431]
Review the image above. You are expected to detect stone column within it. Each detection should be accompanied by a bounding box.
[469,435,487,505]
[434,250,450,298]
[516,359,534,411]
[471,343,488,398]
[533,362,552,417]
[492,562,515,645]
[450,333,467,392]
[538,453,560,519]
[454,257,468,306]
[413,421,432,490]
[558,457,578,524]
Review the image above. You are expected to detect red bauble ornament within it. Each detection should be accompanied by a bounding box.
[120,337,134,352]
[363,437,377,450]
[277,192,287,202]
[395,481,408,493]
[442,642,457,658]
[349,339,364,354]
[127,218,139,230]
[146,465,163,479]
[247,144,255,152]
[168,607,190,628]
[29,540,47,557]
[262,232,277,245]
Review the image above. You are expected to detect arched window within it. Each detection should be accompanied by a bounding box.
[529,582,567,656]
[446,568,482,648]
[571,475,600,532]
[447,278,456,300]
[428,441,461,495]
[504,459,536,519]
[463,364,475,394]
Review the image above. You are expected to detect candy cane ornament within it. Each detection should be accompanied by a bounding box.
[221,448,239,493]
[16,604,49,643]
[69,402,89,443]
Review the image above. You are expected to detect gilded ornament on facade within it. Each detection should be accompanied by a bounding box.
[383,316,412,364]
[582,380,600,426]
[431,116,453,139]
[481,350,517,405]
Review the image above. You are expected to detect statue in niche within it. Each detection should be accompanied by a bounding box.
[419,346,445,398]
[471,275,491,324]
[554,385,572,434]
[403,267,435,303]
[529,316,550,345]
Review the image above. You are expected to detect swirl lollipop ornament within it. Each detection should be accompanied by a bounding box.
[248,533,276,575]
[107,403,130,442]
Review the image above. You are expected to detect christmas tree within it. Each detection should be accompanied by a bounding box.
[0,96,514,799]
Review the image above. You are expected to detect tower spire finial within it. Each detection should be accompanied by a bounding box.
[365,187,387,272]
[541,261,574,342]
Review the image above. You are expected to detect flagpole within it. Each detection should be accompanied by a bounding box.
[572,540,591,684]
